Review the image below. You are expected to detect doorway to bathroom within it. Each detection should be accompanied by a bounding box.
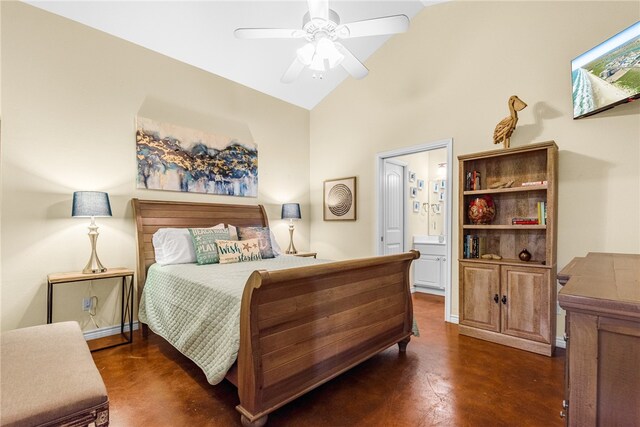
[376,138,454,323]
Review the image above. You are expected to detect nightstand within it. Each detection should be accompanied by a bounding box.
[47,268,134,351]
[290,252,317,258]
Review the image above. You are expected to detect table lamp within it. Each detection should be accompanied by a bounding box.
[281,203,301,254]
[72,191,112,274]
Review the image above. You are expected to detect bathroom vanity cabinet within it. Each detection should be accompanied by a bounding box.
[414,238,447,294]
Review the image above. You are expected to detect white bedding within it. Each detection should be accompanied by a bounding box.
[138,256,328,385]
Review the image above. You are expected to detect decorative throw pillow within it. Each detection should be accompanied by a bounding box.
[218,223,282,256]
[216,238,262,264]
[188,228,231,265]
[213,223,238,240]
[237,226,276,259]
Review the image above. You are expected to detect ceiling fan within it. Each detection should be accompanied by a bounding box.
[234,0,410,83]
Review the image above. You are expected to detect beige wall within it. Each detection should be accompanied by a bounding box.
[0,2,310,331]
[309,0,640,337]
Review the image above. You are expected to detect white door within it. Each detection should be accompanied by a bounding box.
[383,160,405,255]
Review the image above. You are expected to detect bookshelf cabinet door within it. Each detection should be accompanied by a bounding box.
[460,262,500,332]
[500,265,551,343]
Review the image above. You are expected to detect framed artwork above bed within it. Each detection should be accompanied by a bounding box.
[323,176,357,221]
[136,116,258,197]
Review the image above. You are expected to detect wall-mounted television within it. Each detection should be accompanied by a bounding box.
[572,21,640,119]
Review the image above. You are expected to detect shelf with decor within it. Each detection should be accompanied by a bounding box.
[458,141,558,356]
[462,184,547,196]
[462,224,547,230]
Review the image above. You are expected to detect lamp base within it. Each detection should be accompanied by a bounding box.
[82,220,107,274]
[82,257,107,274]
[286,222,297,255]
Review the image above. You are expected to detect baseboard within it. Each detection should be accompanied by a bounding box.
[459,324,553,356]
[83,321,139,341]
[448,315,459,324]
[555,336,566,349]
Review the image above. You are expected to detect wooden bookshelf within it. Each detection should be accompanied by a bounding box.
[458,141,558,356]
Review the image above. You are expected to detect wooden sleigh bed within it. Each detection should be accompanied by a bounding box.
[132,198,419,426]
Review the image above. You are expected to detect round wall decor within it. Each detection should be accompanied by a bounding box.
[323,176,357,221]
[327,184,353,217]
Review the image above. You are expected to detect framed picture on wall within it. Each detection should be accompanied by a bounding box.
[417,179,424,190]
[432,182,439,192]
[410,187,417,198]
[136,116,258,197]
[413,201,420,213]
[409,171,416,182]
[323,176,357,221]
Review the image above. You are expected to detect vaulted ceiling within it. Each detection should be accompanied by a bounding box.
[26,1,435,109]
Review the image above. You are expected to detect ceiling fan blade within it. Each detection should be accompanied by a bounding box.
[234,28,305,39]
[281,57,306,83]
[337,15,409,39]
[334,43,368,79]
[307,0,328,21]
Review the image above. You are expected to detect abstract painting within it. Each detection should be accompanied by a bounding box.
[323,176,357,221]
[136,117,257,197]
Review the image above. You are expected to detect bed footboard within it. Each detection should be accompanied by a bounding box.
[236,250,419,426]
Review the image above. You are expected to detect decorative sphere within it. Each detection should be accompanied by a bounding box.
[519,249,532,262]
[468,196,496,224]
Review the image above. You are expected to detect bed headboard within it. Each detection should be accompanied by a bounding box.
[131,198,269,296]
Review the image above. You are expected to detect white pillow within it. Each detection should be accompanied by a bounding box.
[270,231,283,256]
[215,223,283,256]
[152,228,197,265]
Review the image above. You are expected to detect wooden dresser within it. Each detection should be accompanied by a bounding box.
[558,252,640,426]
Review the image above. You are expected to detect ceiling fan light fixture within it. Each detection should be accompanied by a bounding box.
[296,43,315,65]
[315,38,344,69]
[236,1,408,83]
[309,51,326,71]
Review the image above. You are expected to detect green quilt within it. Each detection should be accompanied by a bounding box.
[138,256,326,384]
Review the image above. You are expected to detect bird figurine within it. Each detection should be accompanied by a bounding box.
[493,95,527,148]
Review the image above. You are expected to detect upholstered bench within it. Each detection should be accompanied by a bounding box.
[1,321,109,426]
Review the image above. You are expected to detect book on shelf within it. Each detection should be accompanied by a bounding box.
[465,171,482,191]
[464,235,486,258]
[464,235,469,258]
[536,201,547,225]
[521,180,548,187]
[512,217,539,225]
[537,202,541,224]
